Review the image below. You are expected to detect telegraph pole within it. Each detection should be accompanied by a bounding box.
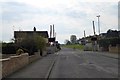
[55,32,56,40]
[53,24,55,37]
[92,21,97,51]
[50,25,52,38]
[84,30,86,38]
[92,21,96,35]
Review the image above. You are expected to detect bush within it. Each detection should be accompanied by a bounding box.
[34,36,46,56]
[98,39,110,48]
[98,37,120,48]
[16,35,46,56]
[17,37,38,56]
[16,48,24,55]
[2,42,17,54]
[2,36,46,56]
[109,37,120,46]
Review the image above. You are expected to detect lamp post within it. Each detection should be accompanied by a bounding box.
[96,15,100,35]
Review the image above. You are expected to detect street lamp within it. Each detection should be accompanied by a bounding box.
[96,15,100,35]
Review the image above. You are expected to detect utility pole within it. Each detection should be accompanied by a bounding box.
[55,32,56,40]
[53,24,54,37]
[84,30,86,38]
[96,15,100,35]
[84,30,86,45]
[50,25,52,38]
[96,15,100,51]
[92,21,96,35]
[92,21,97,51]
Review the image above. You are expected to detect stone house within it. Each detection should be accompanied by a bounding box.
[14,27,49,43]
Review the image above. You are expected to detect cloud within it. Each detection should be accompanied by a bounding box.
[119,2,120,30]
[1,1,118,43]
[0,6,2,41]
[2,2,57,22]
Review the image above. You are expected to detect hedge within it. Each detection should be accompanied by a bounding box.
[98,37,120,48]
[2,35,46,56]
[2,43,17,54]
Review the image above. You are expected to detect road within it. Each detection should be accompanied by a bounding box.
[49,48,118,78]
[4,47,118,79]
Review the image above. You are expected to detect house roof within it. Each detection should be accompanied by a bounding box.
[14,31,49,38]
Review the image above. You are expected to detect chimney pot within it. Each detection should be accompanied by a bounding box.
[34,27,36,31]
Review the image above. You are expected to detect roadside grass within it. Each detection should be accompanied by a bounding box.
[63,44,84,50]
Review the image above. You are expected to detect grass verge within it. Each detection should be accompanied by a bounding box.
[63,44,84,50]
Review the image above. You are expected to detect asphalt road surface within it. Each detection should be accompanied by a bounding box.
[49,48,118,78]
[4,47,118,79]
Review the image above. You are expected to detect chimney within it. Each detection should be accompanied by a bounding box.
[33,27,36,31]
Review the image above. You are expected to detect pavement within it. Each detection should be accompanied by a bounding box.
[96,51,118,59]
[3,54,57,78]
[83,43,119,59]
[76,49,118,59]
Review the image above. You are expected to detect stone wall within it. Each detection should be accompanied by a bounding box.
[1,53,29,78]
[0,59,2,79]
[109,46,120,53]
[1,49,53,78]
[29,52,41,63]
[99,47,109,51]
[1,51,47,78]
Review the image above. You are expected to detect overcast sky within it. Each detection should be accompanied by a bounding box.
[0,0,119,43]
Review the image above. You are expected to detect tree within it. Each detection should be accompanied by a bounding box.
[64,39,71,45]
[70,35,77,44]
[11,38,15,43]
[17,35,46,56]
[18,36,37,55]
[34,36,46,56]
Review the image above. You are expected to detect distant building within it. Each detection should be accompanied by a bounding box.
[14,27,49,43]
[99,33,107,39]
[106,29,119,38]
[119,31,120,37]
[100,29,120,39]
